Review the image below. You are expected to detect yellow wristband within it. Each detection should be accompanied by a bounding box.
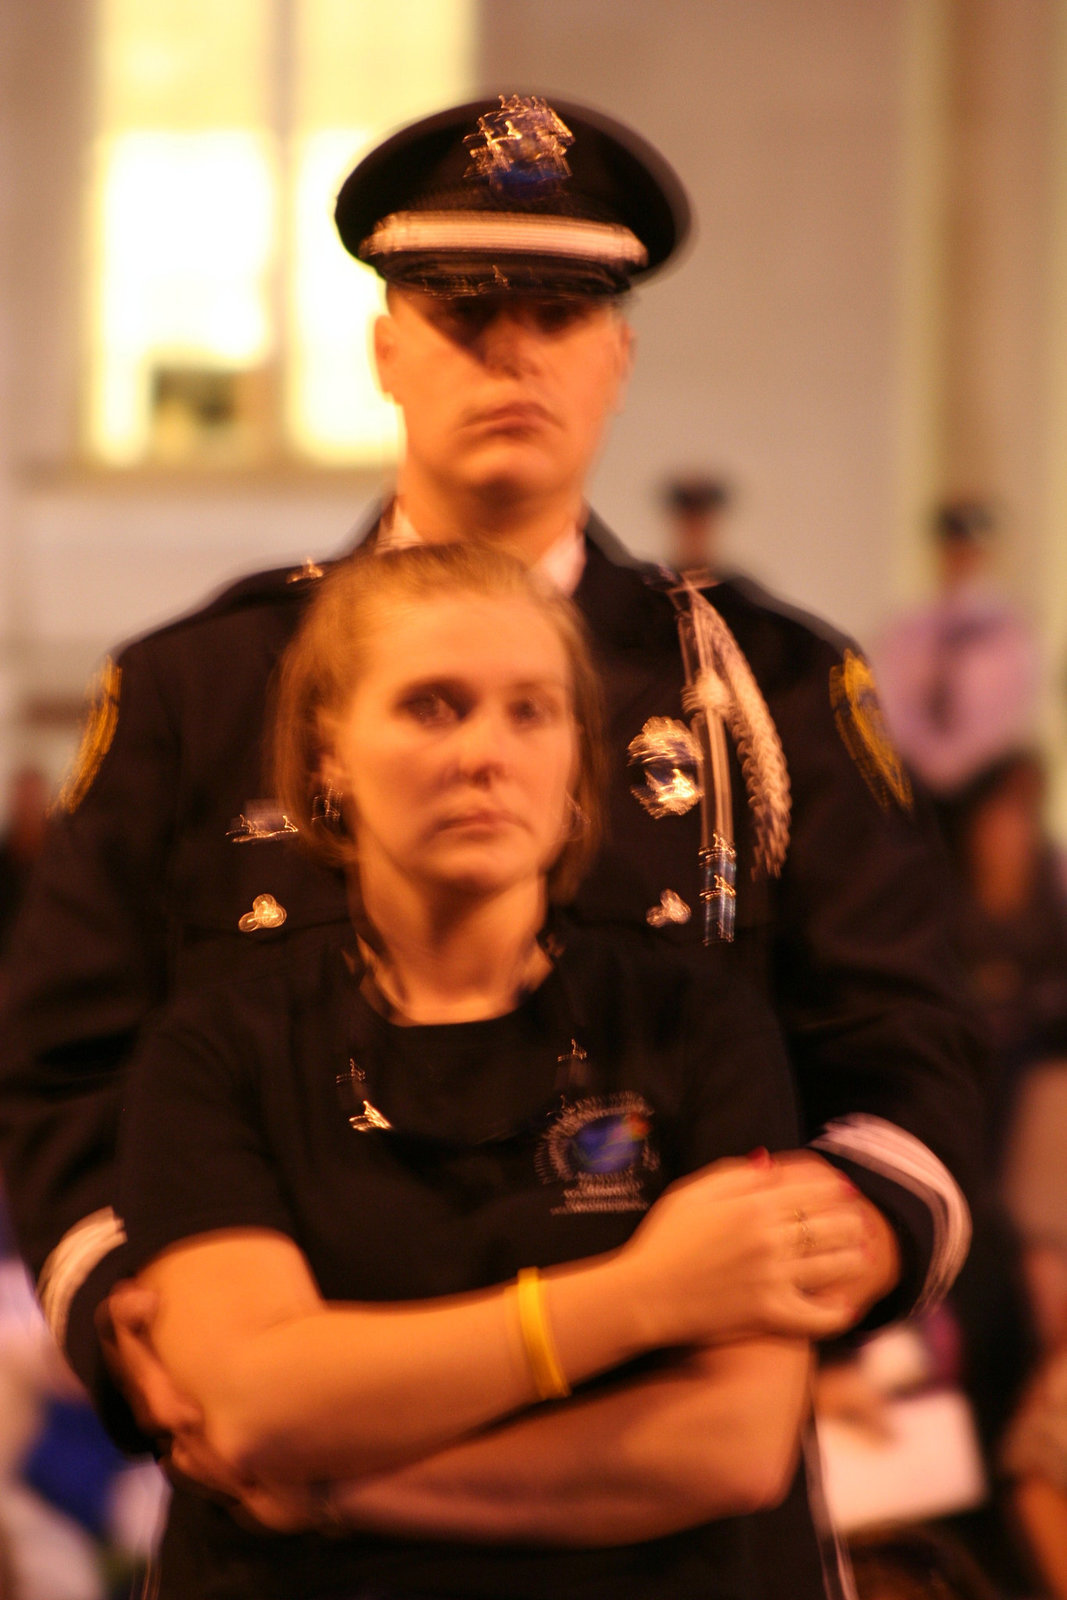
[514,1266,571,1401]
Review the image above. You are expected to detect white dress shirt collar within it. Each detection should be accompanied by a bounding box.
[378,501,587,596]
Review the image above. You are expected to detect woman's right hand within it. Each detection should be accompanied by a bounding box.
[620,1152,879,1346]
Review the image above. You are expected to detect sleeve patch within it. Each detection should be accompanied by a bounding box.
[829,650,913,813]
[57,658,123,814]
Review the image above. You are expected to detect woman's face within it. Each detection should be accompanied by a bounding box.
[322,591,579,912]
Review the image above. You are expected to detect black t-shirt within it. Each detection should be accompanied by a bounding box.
[121,924,806,1600]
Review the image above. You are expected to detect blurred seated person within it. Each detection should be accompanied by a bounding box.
[952,758,1067,1597]
[1003,1351,1067,1600]
[1000,1061,1067,1599]
[817,747,1067,1591]
[815,744,1067,1585]
[116,545,877,1600]
[951,752,1067,1170]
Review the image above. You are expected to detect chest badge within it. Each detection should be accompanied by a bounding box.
[646,889,691,928]
[238,893,287,932]
[228,801,299,843]
[336,1061,393,1133]
[536,1093,659,1214]
[466,95,574,195]
[628,718,702,818]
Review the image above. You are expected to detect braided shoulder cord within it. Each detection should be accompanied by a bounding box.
[681,583,791,878]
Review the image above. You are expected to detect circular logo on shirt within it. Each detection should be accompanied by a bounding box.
[537,1093,659,1213]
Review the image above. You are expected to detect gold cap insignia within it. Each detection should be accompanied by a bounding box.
[628,718,702,818]
[829,650,913,812]
[466,96,574,195]
[58,658,122,814]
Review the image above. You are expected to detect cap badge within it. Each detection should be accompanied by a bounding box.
[466,95,574,195]
[628,717,702,818]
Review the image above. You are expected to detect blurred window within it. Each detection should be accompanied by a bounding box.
[86,0,474,467]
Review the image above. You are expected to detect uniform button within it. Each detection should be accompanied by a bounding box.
[646,889,691,927]
[238,893,288,932]
[286,559,324,583]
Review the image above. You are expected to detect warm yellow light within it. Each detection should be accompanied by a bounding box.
[87,0,475,465]
[96,0,268,131]
[286,0,476,462]
[89,131,275,462]
[288,130,397,464]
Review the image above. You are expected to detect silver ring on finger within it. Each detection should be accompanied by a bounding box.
[793,1207,815,1257]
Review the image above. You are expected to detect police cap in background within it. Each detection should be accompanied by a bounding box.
[334,93,691,298]
[662,475,732,515]
[934,498,997,546]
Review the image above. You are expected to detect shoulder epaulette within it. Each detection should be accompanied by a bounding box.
[127,501,382,650]
[189,556,343,623]
[120,555,349,656]
[714,571,857,658]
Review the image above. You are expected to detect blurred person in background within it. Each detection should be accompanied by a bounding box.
[872,500,1065,1595]
[951,752,1067,1165]
[997,1009,1067,1599]
[0,1186,165,1600]
[874,500,1041,834]
[951,749,1067,1592]
[815,747,1067,1594]
[660,473,733,584]
[998,1077,1067,1600]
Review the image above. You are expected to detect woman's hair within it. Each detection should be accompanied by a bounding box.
[273,542,606,903]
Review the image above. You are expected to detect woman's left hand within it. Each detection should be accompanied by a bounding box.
[773,1152,902,1321]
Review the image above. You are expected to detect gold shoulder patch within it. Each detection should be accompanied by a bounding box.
[58,658,122,814]
[829,650,913,812]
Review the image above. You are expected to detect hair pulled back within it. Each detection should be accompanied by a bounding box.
[272,542,605,904]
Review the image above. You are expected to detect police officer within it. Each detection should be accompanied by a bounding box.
[0,95,978,1594]
[874,499,1041,800]
[661,473,733,582]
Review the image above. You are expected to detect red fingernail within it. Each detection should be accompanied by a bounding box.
[747,1147,772,1168]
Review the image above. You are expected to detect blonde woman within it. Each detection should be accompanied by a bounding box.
[119,545,869,1599]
